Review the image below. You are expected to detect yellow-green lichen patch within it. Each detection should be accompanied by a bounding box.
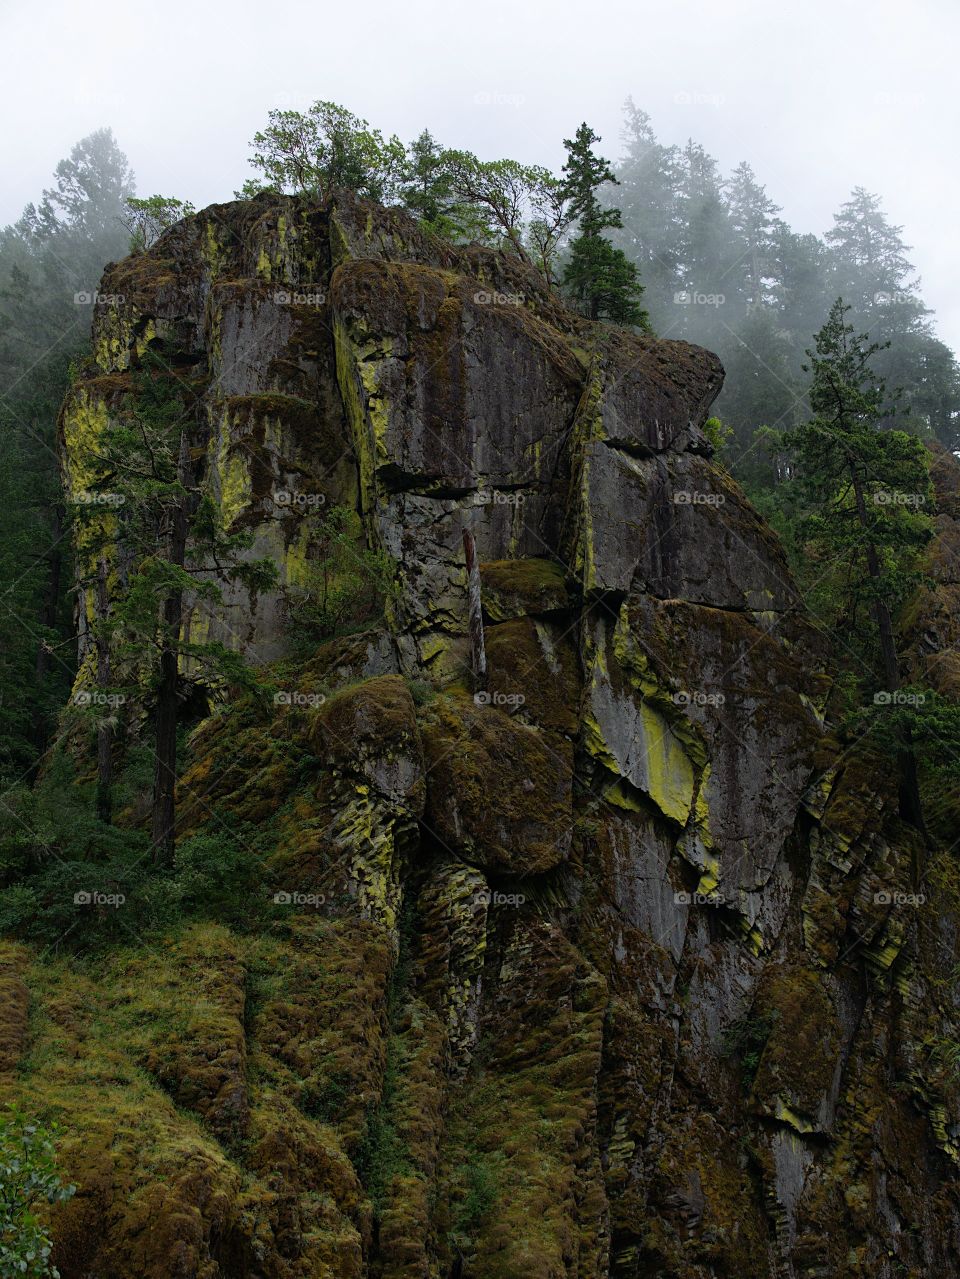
[582,697,697,828]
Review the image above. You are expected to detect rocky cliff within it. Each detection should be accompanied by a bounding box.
[6,191,960,1277]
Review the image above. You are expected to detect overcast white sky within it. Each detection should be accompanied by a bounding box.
[3,0,957,350]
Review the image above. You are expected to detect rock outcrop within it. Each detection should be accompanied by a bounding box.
[12,191,960,1277]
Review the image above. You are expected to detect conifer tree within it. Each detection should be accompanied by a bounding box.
[785,298,932,826]
[560,123,648,327]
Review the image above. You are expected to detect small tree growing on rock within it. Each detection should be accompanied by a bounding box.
[780,297,933,828]
[560,123,649,327]
[120,195,195,252]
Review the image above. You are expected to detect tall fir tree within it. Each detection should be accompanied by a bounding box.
[783,298,932,826]
[608,98,684,326]
[725,161,784,311]
[70,352,277,858]
[560,123,648,327]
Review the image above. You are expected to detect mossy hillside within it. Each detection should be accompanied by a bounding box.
[36,188,960,1274]
[249,916,394,1154]
[4,926,375,1278]
[591,992,678,1269]
[483,615,581,737]
[767,1008,946,1279]
[113,926,250,1140]
[306,676,425,935]
[178,664,406,826]
[747,967,842,1130]
[178,674,423,941]
[799,742,912,968]
[641,1111,770,1278]
[0,940,29,1074]
[364,996,448,1277]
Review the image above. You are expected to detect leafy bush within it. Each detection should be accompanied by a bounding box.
[0,1106,75,1279]
[406,679,436,708]
[173,830,268,928]
[702,414,733,454]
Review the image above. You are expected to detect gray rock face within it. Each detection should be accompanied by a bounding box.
[55,190,960,1279]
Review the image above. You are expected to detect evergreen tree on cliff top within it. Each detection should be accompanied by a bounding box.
[560,124,649,328]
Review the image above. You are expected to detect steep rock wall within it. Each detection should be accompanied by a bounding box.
[22,192,960,1278]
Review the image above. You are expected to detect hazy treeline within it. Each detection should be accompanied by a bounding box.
[607,99,960,464]
[0,130,133,778]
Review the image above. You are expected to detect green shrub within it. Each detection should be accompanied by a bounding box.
[173,830,268,928]
[0,761,268,948]
[0,1106,75,1279]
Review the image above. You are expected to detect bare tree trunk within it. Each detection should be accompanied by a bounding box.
[462,529,487,694]
[151,432,191,864]
[95,554,113,824]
